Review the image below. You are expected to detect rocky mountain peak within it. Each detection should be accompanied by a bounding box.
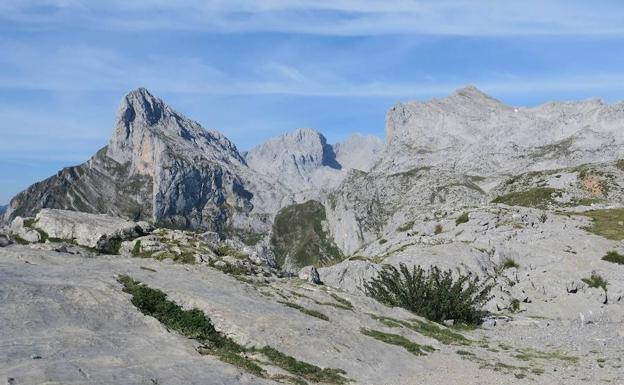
[117,87,167,127]
[333,133,384,172]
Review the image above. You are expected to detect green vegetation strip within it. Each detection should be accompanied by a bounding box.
[492,188,562,208]
[118,275,348,384]
[369,314,471,346]
[360,328,435,356]
[278,301,330,321]
[576,208,624,241]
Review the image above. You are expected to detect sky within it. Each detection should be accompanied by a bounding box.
[1,1,624,204]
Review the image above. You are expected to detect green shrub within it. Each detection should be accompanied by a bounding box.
[379,238,388,245]
[434,224,443,234]
[364,264,493,325]
[501,258,519,270]
[455,212,469,226]
[582,272,608,291]
[602,251,624,265]
[510,299,520,313]
[131,240,142,256]
[108,238,123,255]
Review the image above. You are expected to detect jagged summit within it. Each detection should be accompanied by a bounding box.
[116,87,167,126]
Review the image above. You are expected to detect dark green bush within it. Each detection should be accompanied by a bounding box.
[131,240,142,256]
[434,224,443,234]
[455,212,469,226]
[364,264,493,325]
[582,272,608,291]
[501,258,519,270]
[602,251,624,265]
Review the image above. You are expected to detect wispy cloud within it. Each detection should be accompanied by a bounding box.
[1,37,623,99]
[2,0,624,36]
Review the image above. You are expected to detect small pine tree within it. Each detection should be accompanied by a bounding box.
[364,264,493,325]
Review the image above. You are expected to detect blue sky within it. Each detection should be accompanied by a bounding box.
[1,1,624,204]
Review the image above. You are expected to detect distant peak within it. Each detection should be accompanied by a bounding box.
[291,127,324,138]
[454,85,490,98]
[117,87,167,126]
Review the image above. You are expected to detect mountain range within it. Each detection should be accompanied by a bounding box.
[3,86,623,269]
[3,86,624,385]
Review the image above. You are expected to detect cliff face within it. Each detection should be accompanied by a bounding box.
[4,89,268,233]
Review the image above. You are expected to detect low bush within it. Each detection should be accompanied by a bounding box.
[582,272,608,291]
[602,251,624,265]
[455,212,469,226]
[501,258,519,270]
[434,224,443,234]
[131,240,142,256]
[364,264,493,325]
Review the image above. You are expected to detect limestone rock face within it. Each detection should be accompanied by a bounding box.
[382,85,624,176]
[333,133,384,172]
[34,209,153,252]
[3,89,280,234]
[246,128,340,184]
[298,265,321,284]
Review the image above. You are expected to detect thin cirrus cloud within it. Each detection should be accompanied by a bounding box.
[2,0,624,36]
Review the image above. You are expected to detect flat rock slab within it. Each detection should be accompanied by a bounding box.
[3,245,620,385]
[34,209,152,252]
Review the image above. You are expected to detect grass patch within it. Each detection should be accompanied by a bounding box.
[360,328,435,356]
[582,272,608,291]
[278,301,329,321]
[369,314,471,345]
[513,348,579,364]
[576,208,624,240]
[260,347,348,385]
[602,251,624,265]
[329,293,353,310]
[14,235,30,245]
[270,200,344,269]
[434,224,443,234]
[455,212,469,225]
[492,188,562,208]
[378,238,387,245]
